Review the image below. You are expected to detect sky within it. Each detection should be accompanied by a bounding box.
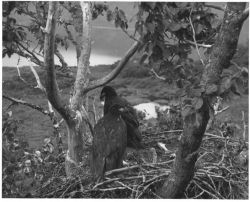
[2,2,249,67]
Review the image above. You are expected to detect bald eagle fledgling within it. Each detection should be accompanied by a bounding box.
[91,104,127,182]
[100,86,144,149]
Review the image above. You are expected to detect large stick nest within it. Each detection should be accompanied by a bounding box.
[36,128,248,199]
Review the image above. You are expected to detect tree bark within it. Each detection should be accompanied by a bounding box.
[158,2,248,198]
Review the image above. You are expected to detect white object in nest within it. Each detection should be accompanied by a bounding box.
[133,102,170,120]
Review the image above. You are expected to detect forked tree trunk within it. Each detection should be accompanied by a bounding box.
[44,2,140,177]
[158,2,248,198]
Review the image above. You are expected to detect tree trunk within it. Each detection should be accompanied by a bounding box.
[158,2,248,198]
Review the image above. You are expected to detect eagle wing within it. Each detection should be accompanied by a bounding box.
[91,114,127,181]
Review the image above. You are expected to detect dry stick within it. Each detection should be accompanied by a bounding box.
[115,181,137,192]
[93,178,120,189]
[150,68,166,80]
[192,190,205,199]
[241,111,247,141]
[189,8,205,66]
[28,59,46,92]
[204,4,225,11]
[184,39,212,48]
[144,129,183,135]
[92,96,97,124]
[193,181,219,199]
[214,106,230,115]
[136,173,169,198]
[194,177,225,199]
[16,57,33,87]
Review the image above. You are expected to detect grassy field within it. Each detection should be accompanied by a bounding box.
[2,63,248,148]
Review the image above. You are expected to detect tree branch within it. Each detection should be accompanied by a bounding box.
[189,8,205,66]
[200,2,248,91]
[3,94,50,117]
[204,4,225,11]
[150,68,166,81]
[27,58,47,94]
[69,2,92,110]
[16,41,43,66]
[85,41,140,93]
[241,7,249,21]
[16,57,34,87]
[43,1,69,121]
[55,49,69,71]
[184,39,212,48]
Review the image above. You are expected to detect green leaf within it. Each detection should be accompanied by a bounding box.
[181,106,192,117]
[189,88,203,97]
[193,97,203,110]
[205,84,218,95]
[195,23,204,35]
[168,22,182,32]
[139,53,148,64]
[175,2,189,8]
[219,77,232,94]
[135,21,144,36]
[106,10,113,21]
[147,2,156,9]
[146,22,155,33]
[118,9,127,22]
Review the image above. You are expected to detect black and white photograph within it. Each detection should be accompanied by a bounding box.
[2,1,249,199]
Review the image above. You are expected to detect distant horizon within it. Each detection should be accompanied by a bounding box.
[2,51,121,67]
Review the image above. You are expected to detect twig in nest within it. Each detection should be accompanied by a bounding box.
[93,178,120,189]
[96,186,128,192]
[144,129,183,135]
[192,180,219,199]
[115,181,137,192]
[192,190,205,199]
[105,164,140,176]
[194,176,225,199]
